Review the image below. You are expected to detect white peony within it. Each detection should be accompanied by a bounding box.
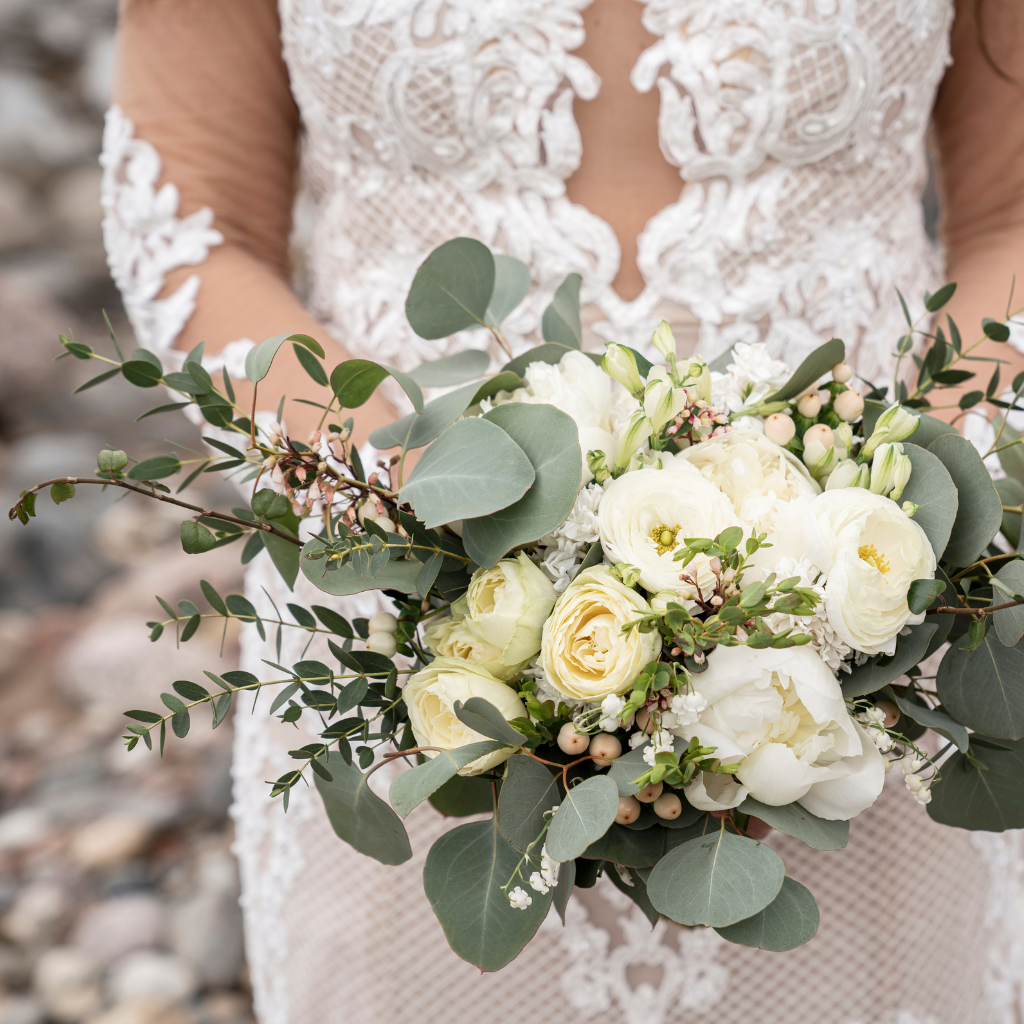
[402,658,526,775]
[598,454,742,597]
[802,489,937,656]
[495,351,639,484]
[679,429,820,536]
[672,645,885,820]
[540,566,662,702]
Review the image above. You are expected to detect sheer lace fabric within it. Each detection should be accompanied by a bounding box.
[99,1,1024,1021]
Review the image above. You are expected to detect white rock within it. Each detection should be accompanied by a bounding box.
[71,896,166,966]
[107,952,198,1006]
[0,995,44,1024]
[0,808,50,852]
[69,814,151,870]
[33,946,101,1023]
[0,72,94,165]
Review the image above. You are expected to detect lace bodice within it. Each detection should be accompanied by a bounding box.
[100,2,1024,1023]
[279,0,951,391]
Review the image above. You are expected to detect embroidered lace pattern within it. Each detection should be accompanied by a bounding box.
[100,1,1024,1021]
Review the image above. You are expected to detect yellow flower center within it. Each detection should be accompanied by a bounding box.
[858,543,890,575]
[650,524,681,556]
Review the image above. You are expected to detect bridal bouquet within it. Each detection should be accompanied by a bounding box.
[11,238,1024,971]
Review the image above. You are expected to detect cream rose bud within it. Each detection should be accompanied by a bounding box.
[802,489,937,655]
[672,645,885,820]
[541,567,662,701]
[599,454,741,596]
[462,552,557,667]
[679,429,819,536]
[402,658,526,775]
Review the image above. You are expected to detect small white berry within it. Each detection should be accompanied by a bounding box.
[653,792,682,819]
[374,516,396,533]
[832,362,853,384]
[764,413,796,446]
[637,781,664,804]
[834,389,865,422]
[557,723,589,756]
[796,393,821,418]
[366,632,397,658]
[615,796,641,825]
[589,733,623,767]
[368,611,399,635]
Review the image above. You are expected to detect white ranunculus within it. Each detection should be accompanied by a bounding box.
[495,351,639,484]
[540,566,662,702]
[672,645,885,820]
[402,658,526,775]
[598,453,742,596]
[679,429,820,536]
[462,552,557,666]
[802,489,937,656]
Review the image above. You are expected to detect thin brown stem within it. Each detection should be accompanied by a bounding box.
[927,598,1024,616]
[11,476,303,546]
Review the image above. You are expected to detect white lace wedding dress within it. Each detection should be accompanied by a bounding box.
[100,1,1024,1021]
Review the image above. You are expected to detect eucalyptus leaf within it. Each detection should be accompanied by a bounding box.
[737,797,849,851]
[554,860,575,924]
[244,333,290,384]
[937,631,1024,739]
[423,818,552,972]
[647,829,785,928]
[406,350,491,387]
[841,621,940,699]
[608,742,653,796]
[993,418,1024,488]
[497,754,561,854]
[262,531,300,591]
[541,273,583,349]
[898,444,958,561]
[300,538,423,596]
[501,343,583,377]
[545,776,620,863]
[389,741,506,817]
[314,751,412,865]
[764,338,845,403]
[928,433,1003,566]
[993,559,1024,647]
[882,688,969,752]
[927,736,1024,831]
[994,477,1024,549]
[330,359,424,413]
[405,238,495,339]
[429,774,495,816]
[487,255,531,325]
[606,863,660,927]
[861,402,956,449]
[399,418,535,528]
[453,697,525,747]
[714,877,819,951]
[461,404,582,567]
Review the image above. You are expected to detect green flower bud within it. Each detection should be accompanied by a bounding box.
[587,449,610,484]
[869,442,913,501]
[651,320,677,361]
[825,459,871,490]
[611,563,642,588]
[901,501,921,517]
[602,344,644,398]
[613,409,654,474]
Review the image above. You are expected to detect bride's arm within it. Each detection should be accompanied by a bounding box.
[931,0,1024,417]
[114,0,395,443]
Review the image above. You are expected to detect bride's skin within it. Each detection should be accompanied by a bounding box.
[118,0,1024,441]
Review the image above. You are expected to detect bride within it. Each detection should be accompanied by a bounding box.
[102,1,1024,1021]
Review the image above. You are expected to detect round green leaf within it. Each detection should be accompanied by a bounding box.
[765,338,845,403]
[898,443,958,560]
[497,755,561,854]
[405,238,495,340]
[399,418,535,529]
[994,559,1024,647]
[714,877,820,951]
[994,477,1024,549]
[300,537,423,596]
[841,620,939,699]
[647,829,785,927]
[128,454,181,481]
[737,798,848,851]
[406,350,491,387]
[540,273,582,349]
[545,775,620,863]
[180,521,216,554]
[423,818,551,972]
[937,631,1024,739]
[330,360,424,413]
[120,359,163,388]
[927,737,1024,831]
[928,433,1003,566]
[461,403,582,568]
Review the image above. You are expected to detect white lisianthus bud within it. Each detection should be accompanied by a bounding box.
[612,409,654,474]
[644,378,686,433]
[834,422,853,453]
[862,404,919,458]
[826,459,871,490]
[796,392,821,418]
[651,320,677,361]
[832,362,853,384]
[611,563,643,588]
[602,344,644,398]
[680,357,712,404]
[869,442,913,501]
[763,413,796,446]
[834,389,865,422]
[902,500,921,517]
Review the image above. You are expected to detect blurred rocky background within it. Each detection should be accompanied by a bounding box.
[0,3,253,1023]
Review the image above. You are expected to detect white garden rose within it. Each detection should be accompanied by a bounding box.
[672,645,884,820]
[598,454,742,596]
[679,429,820,535]
[802,489,937,656]
[402,658,527,775]
[494,351,639,484]
[540,566,662,702]
[462,552,557,665]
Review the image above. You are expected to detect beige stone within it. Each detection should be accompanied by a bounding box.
[68,814,150,870]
